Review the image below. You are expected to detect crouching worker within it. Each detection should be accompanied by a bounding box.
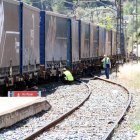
[61,68,74,84]
[102,55,111,79]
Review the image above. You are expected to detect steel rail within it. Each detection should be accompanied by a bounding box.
[94,76,132,140]
[23,80,92,140]
[23,77,131,140]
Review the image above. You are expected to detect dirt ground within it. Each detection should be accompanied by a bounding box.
[117,61,140,92]
[114,61,140,140]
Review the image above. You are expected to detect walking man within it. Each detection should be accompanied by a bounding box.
[102,55,111,79]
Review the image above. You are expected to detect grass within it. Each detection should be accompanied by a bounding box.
[129,112,140,131]
[133,73,140,89]
[118,63,140,90]
[131,124,140,131]
[118,63,140,133]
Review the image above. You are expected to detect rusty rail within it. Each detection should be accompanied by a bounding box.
[23,77,131,140]
[24,80,91,140]
[94,76,132,140]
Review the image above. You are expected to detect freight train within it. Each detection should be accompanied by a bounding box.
[0,0,125,96]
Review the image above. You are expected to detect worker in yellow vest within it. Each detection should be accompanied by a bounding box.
[62,68,74,84]
[102,55,111,79]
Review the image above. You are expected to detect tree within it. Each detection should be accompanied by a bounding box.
[123,2,134,15]
[23,0,31,4]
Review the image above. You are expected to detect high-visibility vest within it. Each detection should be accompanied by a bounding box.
[102,57,111,68]
[63,70,74,81]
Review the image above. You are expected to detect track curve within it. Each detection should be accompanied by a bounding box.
[24,80,92,140]
[23,77,131,140]
[95,77,132,140]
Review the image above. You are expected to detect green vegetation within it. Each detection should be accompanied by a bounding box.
[124,2,134,15]
[124,0,140,15]
[131,124,140,131]
[133,73,140,89]
[22,0,117,30]
[98,15,114,30]
[23,0,31,4]
[130,109,140,131]
[123,0,140,53]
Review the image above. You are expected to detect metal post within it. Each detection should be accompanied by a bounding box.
[115,0,119,77]
[115,0,124,76]
[132,0,138,62]
[120,0,122,61]
[125,24,127,59]
[136,0,138,62]
[41,0,43,10]
[124,21,128,60]
[132,13,134,60]
[120,0,124,61]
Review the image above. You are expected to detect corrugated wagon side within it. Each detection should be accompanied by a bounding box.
[21,3,40,88]
[99,27,106,58]
[0,0,20,96]
[39,11,71,81]
[71,19,80,74]
[22,3,40,74]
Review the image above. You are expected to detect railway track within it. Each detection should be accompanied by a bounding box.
[0,81,89,140]
[23,77,131,140]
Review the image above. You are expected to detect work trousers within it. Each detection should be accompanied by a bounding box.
[105,64,110,79]
[61,74,73,84]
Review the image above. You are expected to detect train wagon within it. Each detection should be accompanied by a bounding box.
[45,12,68,67]
[79,20,90,61]
[112,31,117,56]
[0,1,40,95]
[71,20,79,65]
[105,30,112,57]
[90,23,99,59]
[71,19,80,72]
[40,11,71,79]
[0,0,20,79]
[0,0,125,96]
[22,3,40,74]
[20,2,40,87]
[99,27,106,58]
[0,0,20,95]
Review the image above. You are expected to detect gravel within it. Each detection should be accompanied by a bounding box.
[0,74,133,140]
[0,83,89,140]
[105,72,139,140]
[36,79,129,140]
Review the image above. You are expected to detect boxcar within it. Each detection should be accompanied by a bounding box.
[105,30,112,57]
[99,27,106,57]
[79,20,90,60]
[22,3,40,73]
[90,24,99,58]
[71,20,79,64]
[45,12,70,68]
[0,0,20,78]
